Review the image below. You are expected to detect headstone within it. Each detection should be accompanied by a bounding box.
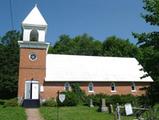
[125,103,133,115]
[101,98,108,112]
[116,103,121,120]
[89,99,94,107]
[109,104,114,113]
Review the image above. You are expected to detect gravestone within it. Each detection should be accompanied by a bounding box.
[116,103,121,120]
[101,98,108,112]
[109,104,114,113]
[125,103,133,115]
[89,99,94,107]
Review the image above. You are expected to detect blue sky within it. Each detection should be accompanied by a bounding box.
[0,0,158,44]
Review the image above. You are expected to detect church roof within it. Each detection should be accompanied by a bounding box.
[45,54,153,82]
[22,5,47,27]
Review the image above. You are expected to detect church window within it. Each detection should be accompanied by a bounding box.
[131,82,136,92]
[111,82,116,92]
[64,82,70,91]
[30,28,38,41]
[88,82,94,92]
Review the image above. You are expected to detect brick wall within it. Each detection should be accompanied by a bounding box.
[18,48,150,100]
[18,48,46,99]
[42,82,150,99]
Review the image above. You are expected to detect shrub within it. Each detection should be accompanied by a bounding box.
[86,94,140,107]
[0,99,5,105]
[3,98,18,107]
[71,83,87,104]
[86,93,108,106]
[57,91,78,106]
[42,98,57,107]
[143,106,159,120]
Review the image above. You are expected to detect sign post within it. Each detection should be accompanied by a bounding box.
[57,91,66,120]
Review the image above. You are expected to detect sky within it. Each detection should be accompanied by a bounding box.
[0,0,158,45]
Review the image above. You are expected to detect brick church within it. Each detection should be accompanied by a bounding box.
[18,6,153,105]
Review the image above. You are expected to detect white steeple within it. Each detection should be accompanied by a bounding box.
[22,5,48,42]
[22,5,47,27]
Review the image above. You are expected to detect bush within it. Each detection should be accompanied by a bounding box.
[0,99,5,105]
[86,94,140,106]
[57,91,78,106]
[42,98,57,107]
[86,93,108,106]
[143,105,159,120]
[110,95,122,105]
[71,83,87,104]
[3,98,18,107]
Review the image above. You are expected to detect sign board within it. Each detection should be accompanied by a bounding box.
[125,103,133,115]
[59,94,66,103]
[40,85,44,92]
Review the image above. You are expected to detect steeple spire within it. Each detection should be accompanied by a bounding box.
[22,5,47,27]
[21,5,48,42]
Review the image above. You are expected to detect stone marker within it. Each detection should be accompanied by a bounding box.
[116,103,120,120]
[89,99,94,107]
[109,104,114,113]
[101,98,108,112]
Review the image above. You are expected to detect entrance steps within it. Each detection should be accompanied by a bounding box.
[22,99,40,108]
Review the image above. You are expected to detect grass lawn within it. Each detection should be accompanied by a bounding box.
[40,106,135,120]
[0,106,26,120]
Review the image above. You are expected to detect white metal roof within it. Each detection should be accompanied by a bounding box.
[22,5,47,27]
[45,54,153,82]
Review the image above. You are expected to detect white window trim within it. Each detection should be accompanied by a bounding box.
[88,82,94,92]
[111,82,116,92]
[64,82,70,91]
[131,82,136,92]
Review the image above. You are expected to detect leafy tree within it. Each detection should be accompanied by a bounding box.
[0,30,21,99]
[49,34,74,54]
[102,36,141,58]
[133,0,159,80]
[133,0,159,104]
[49,34,102,56]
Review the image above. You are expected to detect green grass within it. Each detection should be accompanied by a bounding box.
[0,106,26,120]
[40,106,135,120]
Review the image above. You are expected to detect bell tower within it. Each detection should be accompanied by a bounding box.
[18,5,49,106]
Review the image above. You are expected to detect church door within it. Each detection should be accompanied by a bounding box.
[25,81,39,100]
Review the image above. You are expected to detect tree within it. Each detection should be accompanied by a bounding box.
[102,36,141,58]
[133,0,159,81]
[0,30,21,99]
[50,34,102,56]
[132,0,159,104]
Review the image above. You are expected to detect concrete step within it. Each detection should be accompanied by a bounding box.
[22,99,40,108]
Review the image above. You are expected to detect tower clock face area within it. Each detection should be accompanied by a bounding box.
[29,53,37,61]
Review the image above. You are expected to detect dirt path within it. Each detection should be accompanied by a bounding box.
[25,108,44,120]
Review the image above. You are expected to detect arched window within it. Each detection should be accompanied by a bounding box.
[111,82,116,92]
[64,82,70,91]
[88,82,94,92]
[30,29,38,41]
[131,82,136,91]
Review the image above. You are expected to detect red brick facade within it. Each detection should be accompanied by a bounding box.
[18,48,46,99]
[18,46,151,101]
[42,82,150,99]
